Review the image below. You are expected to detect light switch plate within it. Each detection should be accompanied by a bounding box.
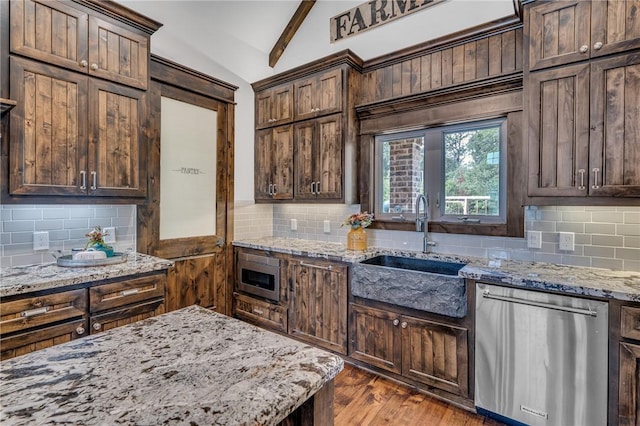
[559,232,575,251]
[323,220,331,233]
[33,231,49,250]
[290,219,297,231]
[527,230,542,249]
[103,227,116,244]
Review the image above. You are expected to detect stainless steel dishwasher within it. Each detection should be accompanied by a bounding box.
[475,283,608,426]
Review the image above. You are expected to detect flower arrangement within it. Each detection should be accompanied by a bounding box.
[84,226,112,250]
[342,212,374,229]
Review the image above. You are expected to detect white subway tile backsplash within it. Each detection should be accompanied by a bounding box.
[1,204,136,267]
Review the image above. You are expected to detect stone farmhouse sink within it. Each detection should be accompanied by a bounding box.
[351,255,467,318]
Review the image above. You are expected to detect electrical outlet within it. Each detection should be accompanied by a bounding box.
[290,219,297,231]
[323,220,331,233]
[559,232,575,251]
[527,230,542,249]
[103,227,116,244]
[33,231,49,250]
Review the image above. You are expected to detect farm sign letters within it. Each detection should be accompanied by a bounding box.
[331,0,447,42]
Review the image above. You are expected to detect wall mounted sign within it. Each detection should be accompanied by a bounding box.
[330,0,447,43]
[159,96,217,240]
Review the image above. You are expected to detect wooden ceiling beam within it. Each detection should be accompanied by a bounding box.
[269,0,316,68]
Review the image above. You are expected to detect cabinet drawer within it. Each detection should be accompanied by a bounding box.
[90,298,165,334]
[234,292,287,333]
[0,289,86,335]
[89,274,165,313]
[0,318,87,361]
[621,306,640,341]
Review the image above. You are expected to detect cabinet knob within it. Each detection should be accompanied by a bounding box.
[91,63,99,71]
[593,41,603,51]
[76,326,86,335]
[393,319,400,326]
[93,322,102,331]
[79,60,88,68]
[401,321,407,329]
[579,45,589,53]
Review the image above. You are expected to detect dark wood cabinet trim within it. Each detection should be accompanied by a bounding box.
[72,0,162,35]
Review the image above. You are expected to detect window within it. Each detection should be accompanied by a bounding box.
[374,119,507,225]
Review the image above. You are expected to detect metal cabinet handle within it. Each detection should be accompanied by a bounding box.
[76,326,86,335]
[592,168,600,189]
[79,60,88,68]
[120,288,139,297]
[90,63,99,71]
[578,168,586,190]
[393,319,400,326]
[80,171,87,190]
[579,45,589,53]
[401,322,407,329]
[315,181,320,194]
[20,307,48,317]
[267,184,272,195]
[93,323,102,331]
[299,261,333,271]
[253,308,264,315]
[593,41,603,51]
[272,184,277,196]
[311,182,316,194]
[90,171,97,190]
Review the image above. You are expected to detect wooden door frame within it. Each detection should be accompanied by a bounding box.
[137,55,237,314]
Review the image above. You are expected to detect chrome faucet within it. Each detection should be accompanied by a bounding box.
[415,194,436,253]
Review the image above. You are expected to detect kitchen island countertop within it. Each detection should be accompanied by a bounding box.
[0,305,344,425]
[233,237,640,302]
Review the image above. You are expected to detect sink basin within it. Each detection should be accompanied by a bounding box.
[351,255,467,318]
[360,255,465,276]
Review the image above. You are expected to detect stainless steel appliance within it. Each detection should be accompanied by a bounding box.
[475,283,608,426]
[236,252,280,302]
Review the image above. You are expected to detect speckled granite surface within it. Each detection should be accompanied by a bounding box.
[0,253,174,298]
[0,305,344,426]
[234,237,640,302]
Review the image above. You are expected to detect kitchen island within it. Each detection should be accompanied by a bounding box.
[0,305,344,425]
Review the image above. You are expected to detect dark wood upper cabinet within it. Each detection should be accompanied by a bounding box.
[10,0,152,90]
[255,125,294,201]
[528,0,640,71]
[294,114,343,201]
[293,68,342,121]
[255,82,293,129]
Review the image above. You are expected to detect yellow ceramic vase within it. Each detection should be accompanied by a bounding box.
[347,227,367,251]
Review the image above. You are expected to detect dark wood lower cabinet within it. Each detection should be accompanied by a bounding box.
[349,303,469,397]
[618,342,640,426]
[0,272,168,360]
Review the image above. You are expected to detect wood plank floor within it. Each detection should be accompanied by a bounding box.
[334,364,504,426]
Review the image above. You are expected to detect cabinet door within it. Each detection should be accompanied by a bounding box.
[10,0,89,73]
[528,0,591,70]
[0,319,87,361]
[349,304,402,374]
[255,84,293,129]
[88,79,146,197]
[271,125,294,200]
[294,68,342,121]
[90,298,165,334]
[289,258,347,354]
[88,16,149,90]
[294,120,316,199]
[591,0,640,59]
[255,128,274,200]
[589,54,640,197]
[528,63,590,197]
[9,57,88,196]
[401,316,469,397]
[619,342,640,426]
[315,114,343,200]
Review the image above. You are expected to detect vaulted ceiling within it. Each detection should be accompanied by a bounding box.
[116,0,517,84]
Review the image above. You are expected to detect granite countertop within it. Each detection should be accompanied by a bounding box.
[0,305,344,425]
[0,253,174,298]
[233,237,640,302]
